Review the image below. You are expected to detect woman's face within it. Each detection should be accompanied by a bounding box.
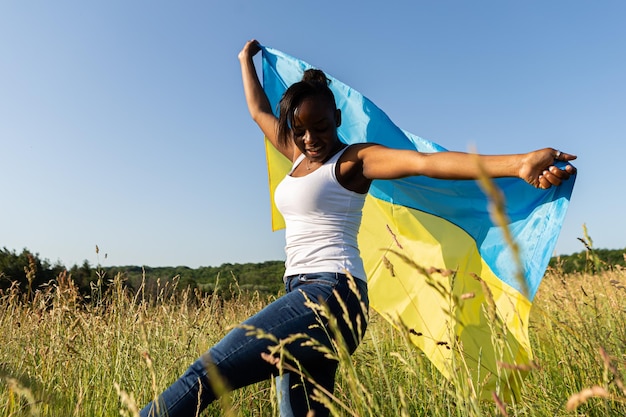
[292,95,342,163]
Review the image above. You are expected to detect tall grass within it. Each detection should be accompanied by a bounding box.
[1,264,625,416]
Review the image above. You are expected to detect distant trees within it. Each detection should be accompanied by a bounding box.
[548,248,626,274]
[1,245,624,301]
[106,261,286,297]
[0,247,65,297]
[0,247,286,300]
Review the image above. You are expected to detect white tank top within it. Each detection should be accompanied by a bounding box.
[274,146,367,281]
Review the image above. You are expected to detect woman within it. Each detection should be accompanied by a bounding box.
[140,40,576,417]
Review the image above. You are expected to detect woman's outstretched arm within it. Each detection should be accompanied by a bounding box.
[355,144,576,189]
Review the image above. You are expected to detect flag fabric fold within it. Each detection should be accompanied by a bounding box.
[260,46,575,399]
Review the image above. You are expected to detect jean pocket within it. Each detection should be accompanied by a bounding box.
[297,273,340,288]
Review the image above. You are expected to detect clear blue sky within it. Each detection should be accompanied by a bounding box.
[1,2,624,269]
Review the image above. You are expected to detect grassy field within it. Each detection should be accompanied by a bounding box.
[1,265,625,416]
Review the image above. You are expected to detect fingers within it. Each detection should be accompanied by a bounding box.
[238,39,262,60]
[537,165,575,188]
[532,148,577,189]
[246,39,261,53]
[564,163,577,175]
[553,149,577,162]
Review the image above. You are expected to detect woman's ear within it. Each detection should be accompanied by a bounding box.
[335,109,342,127]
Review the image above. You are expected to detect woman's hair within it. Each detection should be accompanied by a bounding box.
[277,69,337,147]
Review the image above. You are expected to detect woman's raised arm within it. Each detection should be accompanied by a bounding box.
[239,40,294,159]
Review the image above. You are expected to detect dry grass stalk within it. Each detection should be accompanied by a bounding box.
[114,382,140,417]
[566,385,610,411]
[599,347,626,396]
[492,391,509,417]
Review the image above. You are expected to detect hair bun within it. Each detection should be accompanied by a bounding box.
[302,69,330,86]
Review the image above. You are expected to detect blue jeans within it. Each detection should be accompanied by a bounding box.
[140,272,369,417]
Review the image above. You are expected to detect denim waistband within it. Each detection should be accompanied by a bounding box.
[283,272,365,284]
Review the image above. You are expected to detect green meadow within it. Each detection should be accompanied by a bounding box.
[1,259,625,417]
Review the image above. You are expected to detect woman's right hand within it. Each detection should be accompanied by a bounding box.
[238,38,287,156]
[238,39,262,61]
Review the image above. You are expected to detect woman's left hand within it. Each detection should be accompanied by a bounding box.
[519,148,577,189]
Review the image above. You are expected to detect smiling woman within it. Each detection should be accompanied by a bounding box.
[138,39,577,417]
[284,93,345,171]
[278,69,342,152]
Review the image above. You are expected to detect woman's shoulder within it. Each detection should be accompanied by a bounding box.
[344,142,386,156]
[336,143,381,194]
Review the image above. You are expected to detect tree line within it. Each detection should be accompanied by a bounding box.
[0,247,285,300]
[1,246,624,300]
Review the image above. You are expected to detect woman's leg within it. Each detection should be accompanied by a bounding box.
[275,273,369,417]
[140,273,368,417]
[275,359,338,417]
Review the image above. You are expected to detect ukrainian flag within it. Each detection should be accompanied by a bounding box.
[260,46,575,399]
